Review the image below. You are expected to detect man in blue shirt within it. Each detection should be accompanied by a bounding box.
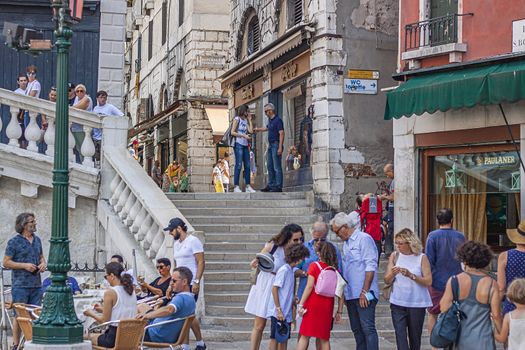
[331,211,379,350]
[254,103,284,192]
[137,266,196,349]
[3,212,46,349]
[425,208,465,343]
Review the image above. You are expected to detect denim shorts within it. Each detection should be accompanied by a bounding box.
[270,316,291,341]
[12,287,42,310]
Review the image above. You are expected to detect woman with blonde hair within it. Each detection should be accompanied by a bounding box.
[384,228,432,350]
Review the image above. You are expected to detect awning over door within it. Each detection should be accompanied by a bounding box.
[384,60,525,120]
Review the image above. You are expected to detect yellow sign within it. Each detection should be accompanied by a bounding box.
[348,70,380,80]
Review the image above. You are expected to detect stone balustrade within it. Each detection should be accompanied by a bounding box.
[0,88,102,168]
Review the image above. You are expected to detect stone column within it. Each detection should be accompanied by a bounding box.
[309,0,346,210]
[393,132,416,232]
[187,106,215,192]
[98,0,126,110]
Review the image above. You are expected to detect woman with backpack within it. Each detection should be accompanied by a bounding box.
[296,242,343,350]
[231,104,256,193]
[439,241,502,350]
[245,224,305,350]
[384,228,432,350]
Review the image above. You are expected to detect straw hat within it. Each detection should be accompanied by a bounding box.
[507,220,525,245]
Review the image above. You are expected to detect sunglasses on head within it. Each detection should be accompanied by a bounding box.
[50,87,57,91]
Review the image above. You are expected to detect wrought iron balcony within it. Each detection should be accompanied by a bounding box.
[405,13,472,51]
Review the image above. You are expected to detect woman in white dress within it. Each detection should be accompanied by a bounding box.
[245,223,305,350]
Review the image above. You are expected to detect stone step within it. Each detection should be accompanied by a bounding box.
[172,199,310,208]
[205,232,279,242]
[205,281,252,292]
[205,261,252,271]
[179,207,313,216]
[204,270,251,282]
[167,192,307,200]
[205,241,265,251]
[194,224,301,233]
[187,215,315,225]
[205,251,260,262]
[205,291,248,304]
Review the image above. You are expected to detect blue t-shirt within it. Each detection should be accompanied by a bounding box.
[5,234,43,288]
[146,292,196,343]
[267,116,284,143]
[41,276,81,295]
[425,228,465,291]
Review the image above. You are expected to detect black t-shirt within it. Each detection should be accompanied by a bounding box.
[149,276,171,296]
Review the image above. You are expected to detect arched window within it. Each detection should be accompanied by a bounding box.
[247,15,260,55]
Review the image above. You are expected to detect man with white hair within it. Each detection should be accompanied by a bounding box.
[254,103,284,192]
[331,212,379,350]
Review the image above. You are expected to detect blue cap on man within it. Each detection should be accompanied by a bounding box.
[163,217,187,231]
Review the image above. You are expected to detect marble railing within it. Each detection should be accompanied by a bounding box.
[0,88,101,167]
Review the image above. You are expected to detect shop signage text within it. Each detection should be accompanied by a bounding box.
[348,70,380,79]
[513,19,525,53]
[344,78,378,95]
[479,155,516,166]
[271,51,311,90]
[196,55,226,69]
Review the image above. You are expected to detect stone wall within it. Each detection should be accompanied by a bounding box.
[98,0,127,110]
[0,177,99,269]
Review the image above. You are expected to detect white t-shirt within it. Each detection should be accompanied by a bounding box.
[14,88,26,95]
[173,235,204,284]
[222,160,230,184]
[26,80,41,98]
[93,103,124,116]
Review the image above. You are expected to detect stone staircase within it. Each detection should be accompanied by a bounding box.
[168,191,431,346]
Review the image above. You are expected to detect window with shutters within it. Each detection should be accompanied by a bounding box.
[148,20,153,61]
[179,0,184,27]
[161,1,167,45]
[293,94,306,146]
[247,15,260,56]
[288,0,303,27]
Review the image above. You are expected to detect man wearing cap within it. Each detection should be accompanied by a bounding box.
[164,218,207,350]
[498,220,525,315]
[254,103,285,192]
[92,90,124,162]
[424,208,464,346]
[331,211,379,350]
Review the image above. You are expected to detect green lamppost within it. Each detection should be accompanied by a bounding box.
[30,0,84,344]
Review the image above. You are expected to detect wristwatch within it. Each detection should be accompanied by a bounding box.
[192,279,200,284]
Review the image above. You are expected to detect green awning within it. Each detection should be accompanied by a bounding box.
[384,60,525,120]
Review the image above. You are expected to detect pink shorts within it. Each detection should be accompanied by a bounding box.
[427,286,444,315]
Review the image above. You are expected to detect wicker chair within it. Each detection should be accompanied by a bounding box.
[16,317,33,342]
[90,318,148,350]
[13,303,41,319]
[140,315,195,350]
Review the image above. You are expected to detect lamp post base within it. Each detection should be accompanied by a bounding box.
[24,341,92,349]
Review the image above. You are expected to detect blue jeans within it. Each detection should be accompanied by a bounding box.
[267,142,283,189]
[346,298,379,350]
[234,143,250,186]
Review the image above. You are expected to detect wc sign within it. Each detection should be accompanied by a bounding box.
[344,78,378,95]
[513,19,525,53]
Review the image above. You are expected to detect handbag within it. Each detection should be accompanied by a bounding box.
[335,270,348,298]
[430,275,466,348]
[382,251,399,300]
[249,243,279,285]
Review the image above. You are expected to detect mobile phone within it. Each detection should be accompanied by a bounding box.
[365,291,376,302]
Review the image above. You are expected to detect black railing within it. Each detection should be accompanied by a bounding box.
[404,13,473,51]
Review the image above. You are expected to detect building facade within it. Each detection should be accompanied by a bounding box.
[221,0,398,209]
[124,0,230,192]
[386,0,525,250]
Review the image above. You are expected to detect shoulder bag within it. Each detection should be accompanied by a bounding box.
[430,275,466,348]
[381,251,399,300]
[250,243,279,285]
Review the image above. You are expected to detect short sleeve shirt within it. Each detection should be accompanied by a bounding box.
[266,264,294,322]
[146,292,196,343]
[5,234,43,288]
[92,103,124,141]
[173,235,204,285]
[26,80,41,98]
[267,116,284,143]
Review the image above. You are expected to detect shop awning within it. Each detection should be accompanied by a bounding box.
[205,106,229,136]
[384,60,525,120]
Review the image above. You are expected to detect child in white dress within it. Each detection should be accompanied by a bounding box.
[495,278,525,350]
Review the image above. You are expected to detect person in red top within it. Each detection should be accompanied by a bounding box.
[296,242,344,350]
[360,193,383,261]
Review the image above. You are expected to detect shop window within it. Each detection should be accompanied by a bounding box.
[247,16,260,55]
[428,150,520,248]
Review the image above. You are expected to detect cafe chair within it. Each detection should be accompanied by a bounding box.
[89,318,147,350]
[140,315,195,350]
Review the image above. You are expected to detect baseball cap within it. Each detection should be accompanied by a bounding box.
[347,211,360,229]
[274,319,290,343]
[163,218,187,231]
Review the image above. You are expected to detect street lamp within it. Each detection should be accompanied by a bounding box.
[29,0,84,345]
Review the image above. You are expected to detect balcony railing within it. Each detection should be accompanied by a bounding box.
[405,13,472,51]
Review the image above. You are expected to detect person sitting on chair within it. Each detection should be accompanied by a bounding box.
[136,266,196,347]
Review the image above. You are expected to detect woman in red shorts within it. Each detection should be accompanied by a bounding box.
[296,242,344,350]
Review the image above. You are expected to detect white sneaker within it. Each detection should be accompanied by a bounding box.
[246,185,256,193]
[234,186,242,193]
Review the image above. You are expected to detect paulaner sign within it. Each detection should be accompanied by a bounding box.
[512,19,525,53]
[476,155,516,166]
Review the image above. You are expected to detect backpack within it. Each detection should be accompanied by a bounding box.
[314,262,338,297]
[360,196,383,242]
[221,116,238,147]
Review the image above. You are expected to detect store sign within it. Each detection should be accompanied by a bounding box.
[344,78,378,95]
[348,69,380,79]
[478,155,516,166]
[513,19,525,53]
[234,78,263,107]
[271,51,311,90]
[196,55,226,69]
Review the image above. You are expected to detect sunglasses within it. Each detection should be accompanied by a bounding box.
[27,72,36,75]
[313,238,326,243]
[75,90,85,93]
[333,225,345,236]
[292,237,305,243]
[171,278,180,283]
[156,265,166,269]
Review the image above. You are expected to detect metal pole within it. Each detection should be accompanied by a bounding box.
[31,0,83,343]
[0,266,7,350]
